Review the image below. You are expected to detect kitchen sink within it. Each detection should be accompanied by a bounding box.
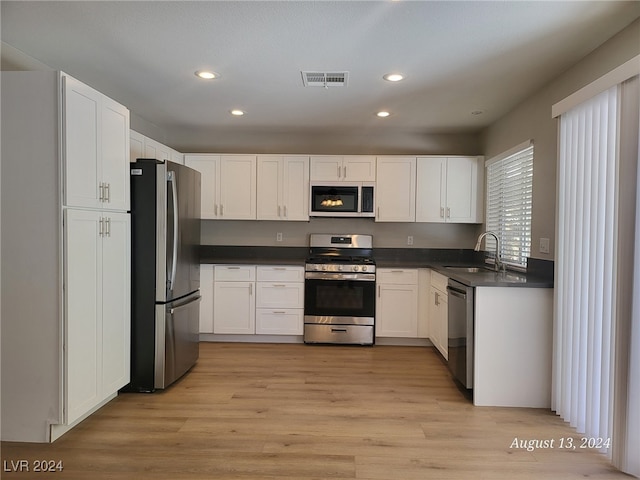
[444,266,494,273]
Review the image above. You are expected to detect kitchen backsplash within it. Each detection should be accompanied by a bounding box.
[200,218,483,249]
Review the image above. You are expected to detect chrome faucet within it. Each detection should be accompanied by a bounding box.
[474,231,504,272]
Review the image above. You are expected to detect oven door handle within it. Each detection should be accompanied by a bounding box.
[305,272,375,281]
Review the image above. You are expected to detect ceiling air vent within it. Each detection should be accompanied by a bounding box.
[301,71,349,87]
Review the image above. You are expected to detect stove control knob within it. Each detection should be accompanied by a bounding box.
[322,265,328,271]
[353,265,360,272]
[362,265,368,272]
[339,265,344,271]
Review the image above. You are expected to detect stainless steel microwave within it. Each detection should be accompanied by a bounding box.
[309,182,375,217]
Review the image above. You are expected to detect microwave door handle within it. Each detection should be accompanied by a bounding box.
[167,171,179,291]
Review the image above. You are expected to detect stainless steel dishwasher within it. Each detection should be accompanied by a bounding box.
[447,279,474,389]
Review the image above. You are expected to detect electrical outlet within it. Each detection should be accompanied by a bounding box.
[539,237,550,254]
[276,232,283,242]
[407,235,414,246]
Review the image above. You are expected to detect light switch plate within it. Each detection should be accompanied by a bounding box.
[407,236,414,246]
[539,237,550,254]
[276,232,283,242]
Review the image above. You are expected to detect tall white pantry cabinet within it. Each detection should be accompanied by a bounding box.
[1,71,131,442]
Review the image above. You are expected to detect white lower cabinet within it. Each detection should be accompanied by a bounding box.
[428,271,448,359]
[64,209,131,424]
[210,265,304,336]
[376,269,419,337]
[213,266,256,334]
[256,266,304,335]
[199,264,214,333]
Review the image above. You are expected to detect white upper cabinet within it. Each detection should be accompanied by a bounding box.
[63,74,129,211]
[375,156,416,222]
[144,136,170,162]
[130,130,183,164]
[310,155,376,182]
[416,156,484,223]
[185,154,257,220]
[257,155,309,221]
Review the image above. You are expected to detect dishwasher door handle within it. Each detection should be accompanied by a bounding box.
[447,286,467,299]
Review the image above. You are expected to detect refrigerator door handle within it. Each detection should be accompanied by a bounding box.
[167,171,179,291]
[169,295,202,315]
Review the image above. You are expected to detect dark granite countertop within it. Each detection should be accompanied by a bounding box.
[200,245,554,288]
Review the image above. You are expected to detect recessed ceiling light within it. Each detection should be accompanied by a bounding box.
[195,70,218,80]
[230,109,245,116]
[376,111,391,118]
[383,73,404,82]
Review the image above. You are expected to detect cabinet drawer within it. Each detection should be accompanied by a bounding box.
[377,268,418,285]
[256,309,303,335]
[256,266,304,283]
[214,265,256,281]
[431,270,449,292]
[256,282,304,309]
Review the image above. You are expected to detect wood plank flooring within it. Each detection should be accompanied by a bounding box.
[1,343,627,479]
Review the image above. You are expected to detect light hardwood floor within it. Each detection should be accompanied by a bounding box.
[1,343,627,479]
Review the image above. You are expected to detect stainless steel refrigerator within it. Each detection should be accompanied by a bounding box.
[128,159,201,392]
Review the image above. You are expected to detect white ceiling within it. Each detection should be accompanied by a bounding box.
[2,1,639,143]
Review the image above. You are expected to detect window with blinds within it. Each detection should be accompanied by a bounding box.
[485,143,534,268]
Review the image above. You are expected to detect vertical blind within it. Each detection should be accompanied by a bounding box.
[553,85,618,447]
[485,144,533,268]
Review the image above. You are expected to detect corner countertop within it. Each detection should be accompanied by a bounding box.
[200,245,554,288]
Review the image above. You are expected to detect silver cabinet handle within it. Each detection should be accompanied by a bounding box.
[343,165,347,178]
[99,217,105,236]
[227,266,241,270]
[378,285,381,297]
[447,207,451,218]
[278,205,281,217]
[337,165,341,178]
[272,311,286,314]
[273,267,286,271]
[440,207,445,218]
[220,204,224,216]
[215,204,218,216]
[99,183,105,202]
[283,205,287,218]
[105,217,111,237]
[272,284,286,288]
[434,291,440,306]
[105,183,110,203]
[249,283,253,295]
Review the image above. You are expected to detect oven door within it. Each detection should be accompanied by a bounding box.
[310,184,360,216]
[304,273,375,323]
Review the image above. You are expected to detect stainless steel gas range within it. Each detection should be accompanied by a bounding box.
[303,234,376,345]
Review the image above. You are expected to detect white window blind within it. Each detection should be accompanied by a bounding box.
[485,144,533,268]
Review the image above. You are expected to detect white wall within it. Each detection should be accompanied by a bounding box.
[481,19,640,260]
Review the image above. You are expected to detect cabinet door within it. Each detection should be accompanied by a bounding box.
[375,156,416,222]
[185,155,220,219]
[445,157,480,223]
[101,97,130,211]
[282,156,309,221]
[256,283,304,309]
[213,281,255,334]
[256,156,282,220]
[144,137,171,162]
[101,212,131,394]
[63,75,101,209]
[376,283,418,337]
[310,156,342,181]
[416,157,446,222]
[256,309,303,335]
[219,155,257,219]
[199,264,214,333]
[343,156,376,181]
[64,209,101,424]
[130,130,144,163]
[428,286,448,359]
